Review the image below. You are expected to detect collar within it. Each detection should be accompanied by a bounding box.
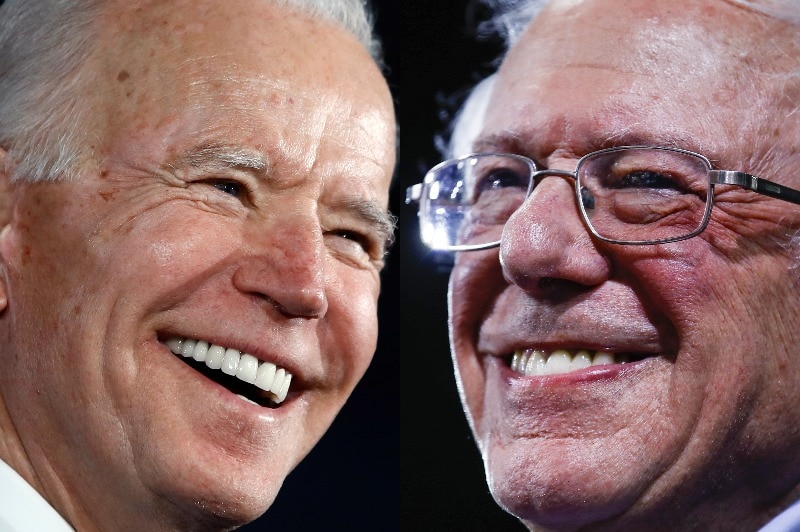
[759,498,800,532]
[0,459,74,532]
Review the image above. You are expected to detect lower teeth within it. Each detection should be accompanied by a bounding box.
[237,394,259,406]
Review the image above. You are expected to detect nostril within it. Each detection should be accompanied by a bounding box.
[258,290,327,319]
[287,287,327,318]
[538,277,555,288]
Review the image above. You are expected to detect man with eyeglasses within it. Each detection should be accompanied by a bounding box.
[408,0,800,529]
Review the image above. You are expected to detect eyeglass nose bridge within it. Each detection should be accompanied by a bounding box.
[525,167,578,196]
[516,167,600,238]
[529,167,576,182]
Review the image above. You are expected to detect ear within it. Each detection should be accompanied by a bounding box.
[0,149,13,313]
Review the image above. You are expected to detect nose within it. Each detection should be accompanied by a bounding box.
[233,216,328,319]
[499,174,610,294]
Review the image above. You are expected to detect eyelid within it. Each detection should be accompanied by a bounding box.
[201,175,256,197]
[339,227,385,257]
[324,229,385,270]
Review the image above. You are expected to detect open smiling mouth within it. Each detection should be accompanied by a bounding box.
[509,348,649,377]
[165,337,292,408]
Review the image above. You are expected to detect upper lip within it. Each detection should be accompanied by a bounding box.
[476,307,666,358]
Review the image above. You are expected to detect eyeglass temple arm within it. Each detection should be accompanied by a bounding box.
[710,170,800,205]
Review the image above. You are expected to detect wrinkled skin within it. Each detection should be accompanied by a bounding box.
[449,0,800,530]
[0,1,395,530]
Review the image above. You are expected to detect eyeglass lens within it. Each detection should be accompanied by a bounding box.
[419,147,713,249]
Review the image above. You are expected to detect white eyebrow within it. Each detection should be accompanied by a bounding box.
[343,197,397,247]
[183,145,269,172]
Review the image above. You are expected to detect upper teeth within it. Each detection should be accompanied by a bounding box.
[510,349,629,377]
[166,337,292,404]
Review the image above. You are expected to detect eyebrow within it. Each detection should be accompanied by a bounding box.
[471,131,697,159]
[471,133,525,155]
[182,145,269,172]
[343,198,397,248]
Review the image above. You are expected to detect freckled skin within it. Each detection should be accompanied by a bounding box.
[450,0,800,530]
[0,1,395,531]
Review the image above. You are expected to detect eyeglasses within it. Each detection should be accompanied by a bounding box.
[406,146,800,251]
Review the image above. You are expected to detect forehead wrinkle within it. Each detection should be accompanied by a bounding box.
[476,109,701,162]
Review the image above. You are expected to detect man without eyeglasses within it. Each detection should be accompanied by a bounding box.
[0,0,395,530]
[409,0,800,529]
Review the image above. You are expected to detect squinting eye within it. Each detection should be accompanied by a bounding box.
[476,168,528,193]
[616,171,680,190]
[326,229,381,266]
[211,180,243,197]
[333,230,370,251]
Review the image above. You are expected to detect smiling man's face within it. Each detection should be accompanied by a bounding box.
[449,0,800,529]
[0,0,395,529]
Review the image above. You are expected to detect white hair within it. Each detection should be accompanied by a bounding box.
[446,75,497,158]
[0,0,381,183]
[477,0,547,47]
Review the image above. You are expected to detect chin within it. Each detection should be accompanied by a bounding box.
[167,478,282,530]
[142,447,292,530]
[483,439,638,531]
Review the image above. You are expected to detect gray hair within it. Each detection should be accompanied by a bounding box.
[0,0,381,183]
[446,75,496,158]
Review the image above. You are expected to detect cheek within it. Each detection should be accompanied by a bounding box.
[448,253,504,428]
[633,244,789,353]
[449,251,504,335]
[323,261,379,383]
[627,247,799,432]
[87,203,246,312]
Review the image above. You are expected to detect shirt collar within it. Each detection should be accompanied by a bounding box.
[0,459,74,531]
